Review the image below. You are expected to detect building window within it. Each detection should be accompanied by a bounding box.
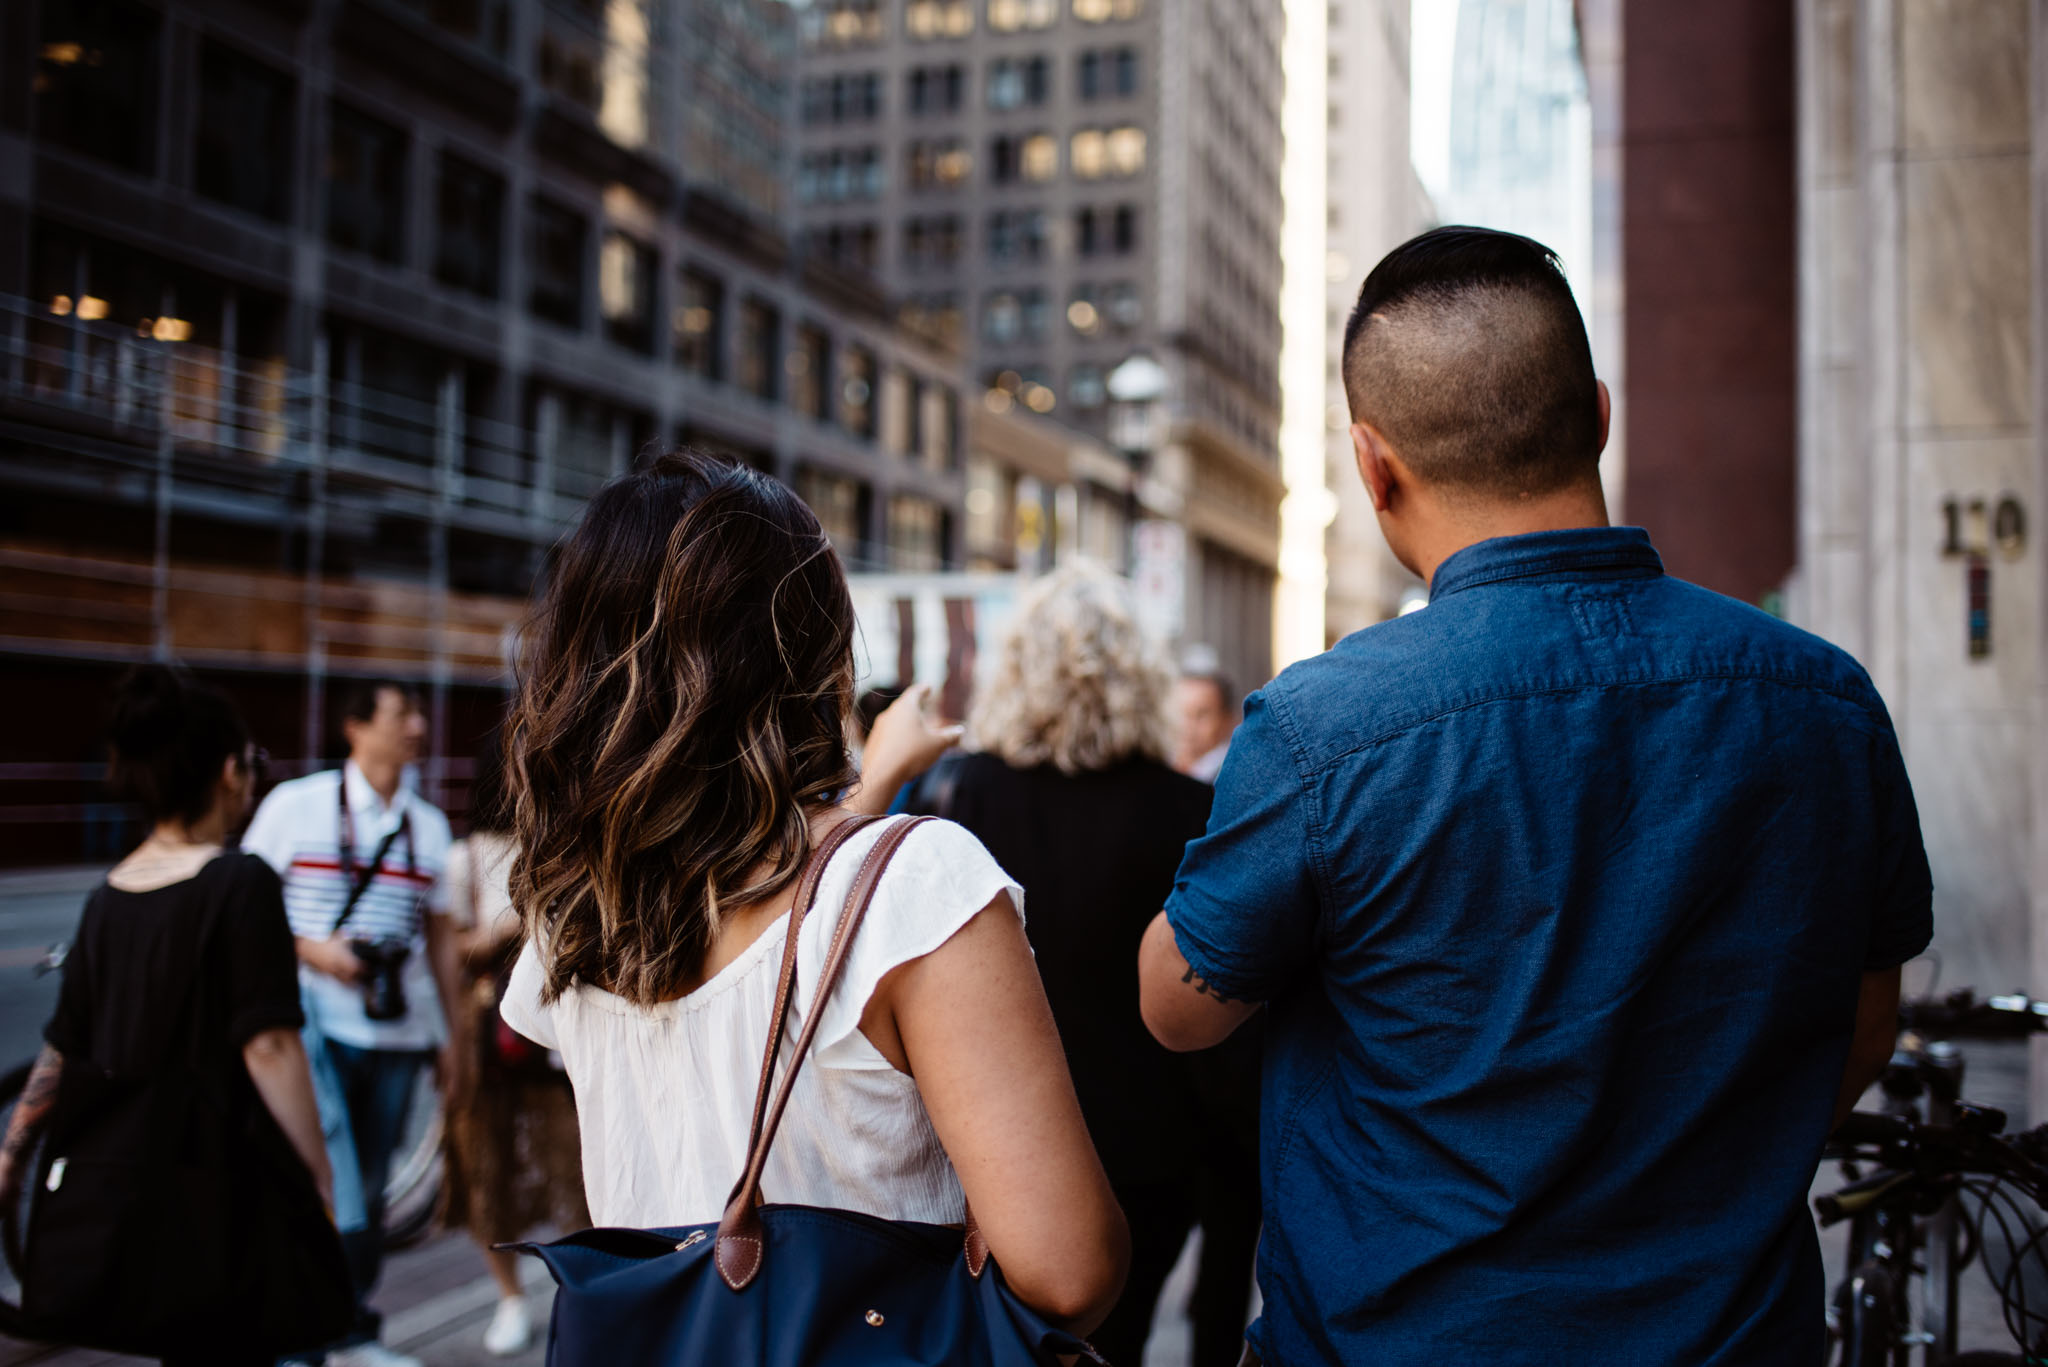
[990,132,1057,185]
[674,267,723,378]
[1075,207,1139,257]
[736,298,780,402]
[802,72,883,124]
[795,468,869,555]
[435,155,503,298]
[527,196,587,329]
[907,140,972,191]
[799,147,884,204]
[808,223,881,272]
[964,456,1017,565]
[987,55,1051,109]
[1068,363,1107,409]
[600,231,656,353]
[195,41,295,223]
[888,494,946,571]
[1073,0,1142,19]
[905,0,974,38]
[907,64,966,115]
[35,0,159,174]
[839,345,877,438]
[536,20,602,115]
[802,0,884,47]
[989,0,1057,31]
[1077,46,1139,98]
[987,210,1048,265]
[326,104,407,264]
[1070,126,1145,178]
[900,293,964,348]
[1104,280,1142,328]
[789,324,832,420]
[982,288,1048,343]
[903,215,965,272]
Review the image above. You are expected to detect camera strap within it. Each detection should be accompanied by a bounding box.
[331,775,416,938]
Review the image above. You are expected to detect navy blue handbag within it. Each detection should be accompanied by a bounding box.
[513,813,1108,1366]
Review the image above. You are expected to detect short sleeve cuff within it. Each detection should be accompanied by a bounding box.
[1164,897,1267,1004]
[228,1000,308,1049]
[499,939,560,1050]
[805,817,1024,1070]
[1866,897,1934,971]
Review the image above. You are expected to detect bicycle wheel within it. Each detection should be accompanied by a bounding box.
[1837,1261,1898,1367]
[379,1064,443,1249]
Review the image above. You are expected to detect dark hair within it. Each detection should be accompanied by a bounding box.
[1341,226,1600,496]
[339,678,419,728]
[507,449,859,1006]
[854,686,904,740]
[108,665,250,826]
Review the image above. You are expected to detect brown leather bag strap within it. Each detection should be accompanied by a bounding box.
[737,813,881,1167]
[716,815,935,1290]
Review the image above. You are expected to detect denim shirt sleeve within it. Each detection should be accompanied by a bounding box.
[1164,689,1320,1002]
[1865,719,1934,971]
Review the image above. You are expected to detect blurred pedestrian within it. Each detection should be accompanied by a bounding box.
[494,451,1128,1345]
[243,679,461,1367]
[1139,226,1932,1366]
[438,731,587,1356]
[880,564,1257,1367]
[1173,671,1239,782]
[0,665,347,1363]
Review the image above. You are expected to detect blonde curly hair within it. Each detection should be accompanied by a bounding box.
[967,563,1176,775]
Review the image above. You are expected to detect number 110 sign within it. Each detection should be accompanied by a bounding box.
[1939,494,2027,660]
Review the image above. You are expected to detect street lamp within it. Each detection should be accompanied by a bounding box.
[1106,354,1168,574]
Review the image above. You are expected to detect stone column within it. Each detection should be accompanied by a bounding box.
[1799,0,2039,1094]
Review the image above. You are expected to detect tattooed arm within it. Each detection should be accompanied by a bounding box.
[1137,912,1261,1052]
[0,1045,63,1204]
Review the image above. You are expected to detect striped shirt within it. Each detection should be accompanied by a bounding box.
[242,762,452,1051]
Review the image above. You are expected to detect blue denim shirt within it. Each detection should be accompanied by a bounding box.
[1167,527,1931,1367]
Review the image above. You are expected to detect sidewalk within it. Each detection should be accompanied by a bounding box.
[0,1231,553,1367]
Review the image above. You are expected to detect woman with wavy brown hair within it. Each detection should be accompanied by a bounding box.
[495,450,1127,1339]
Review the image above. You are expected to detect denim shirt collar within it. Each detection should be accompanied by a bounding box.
[1430,526,1664,601]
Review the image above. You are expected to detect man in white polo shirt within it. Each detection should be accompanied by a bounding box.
[244,679,458,1367]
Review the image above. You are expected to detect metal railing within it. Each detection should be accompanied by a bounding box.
[0,291,622,530]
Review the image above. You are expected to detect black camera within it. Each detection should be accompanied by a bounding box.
[348,937,412,1021]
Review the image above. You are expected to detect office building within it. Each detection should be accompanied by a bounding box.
[793,0,1286,687]
[0,0,969,861]
[1321,0,1432,639]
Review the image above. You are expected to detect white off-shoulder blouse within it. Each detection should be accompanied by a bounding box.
[499,816,1023,1231]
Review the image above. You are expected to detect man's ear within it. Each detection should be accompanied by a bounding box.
[1595,379,1612,456]
[1352,421,1398,514]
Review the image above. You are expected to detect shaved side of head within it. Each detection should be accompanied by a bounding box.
[1343,227,1601,500]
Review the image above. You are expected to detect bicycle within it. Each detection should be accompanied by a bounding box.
[1819,991,2048,1364]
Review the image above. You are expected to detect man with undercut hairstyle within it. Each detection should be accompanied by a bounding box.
[1138,227,1931,1366]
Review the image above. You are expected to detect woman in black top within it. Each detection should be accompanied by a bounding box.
[0,666,334,1364]
[875,565,1259,1367]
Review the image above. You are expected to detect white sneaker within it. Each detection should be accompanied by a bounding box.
[483,1295,534,1356]
[327,1343,425,1367]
